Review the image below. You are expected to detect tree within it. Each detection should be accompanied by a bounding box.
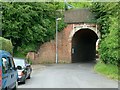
[91,2,119,65]
[2,2,65,56]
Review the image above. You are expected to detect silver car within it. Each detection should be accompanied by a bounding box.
[13,58,32,84]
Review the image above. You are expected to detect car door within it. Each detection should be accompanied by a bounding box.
[0,60,2,90]
[2,57,10,89]
[6,57,17,88]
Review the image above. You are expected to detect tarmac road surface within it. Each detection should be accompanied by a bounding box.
[18,63,118,88]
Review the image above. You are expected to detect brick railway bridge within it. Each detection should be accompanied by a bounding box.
[27,8,101,64]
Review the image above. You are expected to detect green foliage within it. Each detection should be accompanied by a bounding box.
[94,61,118,80]
[2,2,66,56]
[13,43,36,58]
[91,2,119,65]
[91,2,118,39]
[25,58,33,65]
[0,37,13,54]
[99,17,118,65]
[69,2,91,8]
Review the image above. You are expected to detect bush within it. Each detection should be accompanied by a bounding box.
[99,18,119,65]
[0,37,13,54]
[13,43,37,58]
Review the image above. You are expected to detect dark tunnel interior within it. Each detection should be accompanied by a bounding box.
[72,28,98,63]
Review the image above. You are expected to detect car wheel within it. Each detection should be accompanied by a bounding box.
[23,79,26,84]
[27,74,31,79]
[2,87,7,90]
[13,81,18,90]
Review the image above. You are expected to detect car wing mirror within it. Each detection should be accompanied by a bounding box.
[26,64,30,67]
[17,65,22,70]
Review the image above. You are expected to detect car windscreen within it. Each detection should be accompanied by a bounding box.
[13,58,25,68]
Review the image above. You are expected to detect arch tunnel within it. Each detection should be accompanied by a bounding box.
[72,28,98,63]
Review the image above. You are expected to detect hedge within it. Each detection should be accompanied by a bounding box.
[0,37,13,54]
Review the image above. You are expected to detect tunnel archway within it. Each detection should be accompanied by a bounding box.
[72,28,98,63]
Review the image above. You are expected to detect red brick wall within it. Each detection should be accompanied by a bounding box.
[34,24,73,64]
[28,23,99,64]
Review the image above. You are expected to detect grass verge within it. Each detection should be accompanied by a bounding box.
[94,61,118,80]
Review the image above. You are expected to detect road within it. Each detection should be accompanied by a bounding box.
[18,63,118,88]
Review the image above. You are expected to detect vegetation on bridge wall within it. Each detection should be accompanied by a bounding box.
[91,2,119,66]
[2,2,66,57]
